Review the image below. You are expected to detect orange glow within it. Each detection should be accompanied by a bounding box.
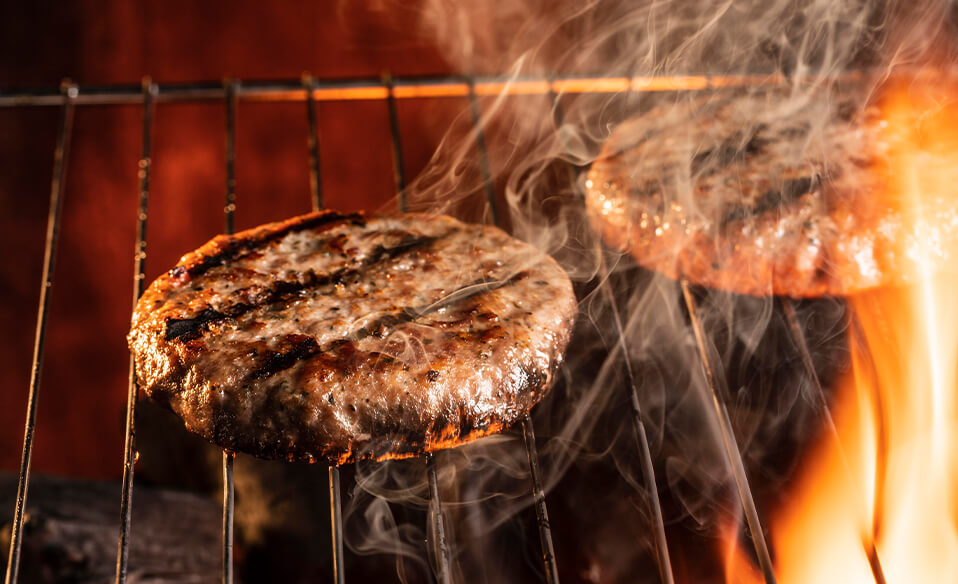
[724,79,958,583]
[289,73,801,104]
[632,75,709,91]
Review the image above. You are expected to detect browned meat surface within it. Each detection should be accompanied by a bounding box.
[585,82,958,297]
[128,211,577,463]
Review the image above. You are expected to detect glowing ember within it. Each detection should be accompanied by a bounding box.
[724,77,958,583]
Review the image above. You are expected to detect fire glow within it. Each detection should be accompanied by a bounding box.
[724,80,958,583]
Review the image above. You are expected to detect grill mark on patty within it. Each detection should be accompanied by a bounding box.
[165,231,451,341]
[172,211,364,280]
[165,308,225,341]
[246,272,533,380]
[691,124,770,176]
[352,271,531,341]
[720,174,820,226]
[252,334,320,379]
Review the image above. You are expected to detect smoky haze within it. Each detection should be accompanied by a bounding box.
[339,1,958,582]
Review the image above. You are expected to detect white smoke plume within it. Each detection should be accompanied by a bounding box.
[339,1,958,581]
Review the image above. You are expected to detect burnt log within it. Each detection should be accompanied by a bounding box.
[0,473,220,583]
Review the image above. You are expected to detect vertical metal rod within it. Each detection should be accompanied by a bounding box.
[680,280,776,584]
[781,299,888,584]
[467,77,560,583]
[221,78,238,584]
[559,76,673,576]
[521,416,560,584]
[464,77,498,223]
[114,78,157,584]
[382,73,407,211]
[4,81,76,584]
[224,79,238,235]
[848,307,890,584]
[382,71,453,581]
[222,452,235,584]
[427,456,452,584]
[303,74,325,211]
[780,299,840,437]
[328,466,346,584]
[866,541,888,584]
[596,255,675,584]
[303,75,347,584]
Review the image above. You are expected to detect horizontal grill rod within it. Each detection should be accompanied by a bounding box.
[0,71,863,107]
[4,82,76,584]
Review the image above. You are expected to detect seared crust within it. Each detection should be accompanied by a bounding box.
[128,211,577,463]
[585,83,958,297]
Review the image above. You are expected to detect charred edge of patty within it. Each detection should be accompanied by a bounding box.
[170,210,365,281]
[163,232,449,341]
[141,286,573,464]
[195,363,553,464]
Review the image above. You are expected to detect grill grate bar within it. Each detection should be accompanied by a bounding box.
[427,456,452,584]
[598,254,676,584]
[383,73,407,211]
[222,453,235,584]
[303,71,347,584]
[550,85,673,583]
[381,70,455,583]
[467,84,561,583]
[3,81,76,584]
[680,280,776,584]
[0,72,822,107]
[465,77,498,224]
[224,80,238,234]
[221,78,239,584]
[114,78,157,584]
[783,299,888,584]
[303,74,325,211]
[521,417,559,584]
[780,300,839,437]
[328,466,346,584]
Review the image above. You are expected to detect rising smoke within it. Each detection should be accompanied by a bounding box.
[341,1,958,582]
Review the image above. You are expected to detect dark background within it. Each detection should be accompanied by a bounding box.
[0,1,476,479]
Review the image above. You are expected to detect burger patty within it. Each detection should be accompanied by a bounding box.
[585,82,958,297]
[128,211,577,463]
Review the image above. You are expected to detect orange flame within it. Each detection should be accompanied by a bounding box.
[723,78,958,583]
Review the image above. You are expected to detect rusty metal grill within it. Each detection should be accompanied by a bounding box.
[0,72,875,584]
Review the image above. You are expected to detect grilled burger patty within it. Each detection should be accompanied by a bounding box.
[128,211,577,463]
[585,84,958,297]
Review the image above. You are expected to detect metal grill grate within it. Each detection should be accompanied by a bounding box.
[0,71,883,584]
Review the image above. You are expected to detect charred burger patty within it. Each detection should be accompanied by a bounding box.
[585,83,958,297]
[128,211,577,463]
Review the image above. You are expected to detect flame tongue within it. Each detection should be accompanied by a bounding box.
[723,79,958,583]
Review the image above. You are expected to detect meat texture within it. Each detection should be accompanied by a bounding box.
[585,82,958,297]
[128,211,577,463]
